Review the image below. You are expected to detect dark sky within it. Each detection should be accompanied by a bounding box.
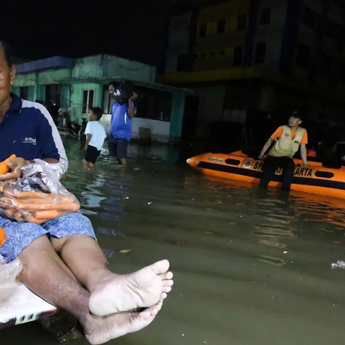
[1,0,169,66]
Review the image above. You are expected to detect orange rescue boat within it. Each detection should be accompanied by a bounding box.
[187,151,345,199]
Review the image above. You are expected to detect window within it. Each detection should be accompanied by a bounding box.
[237,14,247,29]
[233,46,243,66]
[219,50,226,55]
[254,42,266,63]
[177,54,186,71]
[199,23,207,37]
[301,6,317,29]
[260,8,271,25]
[295,44,312,68]
[20,87,28,100]
[217,19,226,33]
[82,90,94,114]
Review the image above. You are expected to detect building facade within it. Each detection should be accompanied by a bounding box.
[158,0,345,142]
[13,55,190,143]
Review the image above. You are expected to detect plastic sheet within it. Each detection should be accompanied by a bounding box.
[0,160,80,224]
[0,257,22,284]
[331,260,345,269]
[0,257,23,303]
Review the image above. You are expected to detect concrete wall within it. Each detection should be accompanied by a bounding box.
[70,83,103,122]
[39,69,71,84]
[15,69,72,87]
[102,55,156,82]
[72,56,103,79]
[254,1,288,69]
[14,69,73,103]
[15,73,36,87]
[100,115,171,143]
[195,85,226,137]
[166,12,193,73]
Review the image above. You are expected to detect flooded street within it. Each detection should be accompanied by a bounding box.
[3,140,345,345]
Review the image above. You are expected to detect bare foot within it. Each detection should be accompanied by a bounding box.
[89,260,173,316]
[84,301,163,345]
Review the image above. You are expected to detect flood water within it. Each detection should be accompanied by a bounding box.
[3,140,345,345]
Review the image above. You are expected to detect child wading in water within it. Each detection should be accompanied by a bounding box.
[84,107,107,169]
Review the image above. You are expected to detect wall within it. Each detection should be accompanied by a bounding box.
[193,0,249,71]
[72,56,103,79]
[195,85,226,137]
[170,92,186,141]
[14,68,73,103]
[132,118,171,143]
[100,115,171,143]
[70,83,103,123]
[166,12,193,73]
[102,55,156,82]
[254,1,288,69]
[15,73,36,87]
[15,69,72,87]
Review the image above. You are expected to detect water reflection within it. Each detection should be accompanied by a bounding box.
[4,140,345,345]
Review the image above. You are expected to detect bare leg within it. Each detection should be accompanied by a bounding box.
[19,235,90,320]
[118,158,127,167]
[19,236,166,344]
[85,300,163,345]
[83,160,94,169]
[52,235,174,316]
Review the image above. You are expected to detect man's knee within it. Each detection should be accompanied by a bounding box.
[51,234,95,253]
[18,236,58,282]
[19,236,54,260]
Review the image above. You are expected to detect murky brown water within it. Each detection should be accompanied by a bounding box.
[3,140,345,345]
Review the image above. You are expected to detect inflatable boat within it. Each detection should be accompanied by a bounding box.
[187,151,345,199]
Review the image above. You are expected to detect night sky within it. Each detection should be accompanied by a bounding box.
[1,0,169,66]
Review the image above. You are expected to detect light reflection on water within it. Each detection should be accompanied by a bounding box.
[3,140,345,345]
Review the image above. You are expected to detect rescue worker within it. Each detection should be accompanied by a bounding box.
[258,111,308,191]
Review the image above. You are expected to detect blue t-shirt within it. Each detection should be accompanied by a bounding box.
[0,93,62,162]
[110,102,133,141]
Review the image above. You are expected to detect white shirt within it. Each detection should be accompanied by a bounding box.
[85,121,107,151]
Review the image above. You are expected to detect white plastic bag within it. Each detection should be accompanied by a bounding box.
[0,257,23,303]
[331,260,345,269]
[0,159,80,224]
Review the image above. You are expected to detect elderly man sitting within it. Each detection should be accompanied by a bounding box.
[0,41,173,344]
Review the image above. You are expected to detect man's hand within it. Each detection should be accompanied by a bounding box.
[258,154,265,160]
[129,92,138,101]
[128,93,138,118]
[0,157,29,182]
